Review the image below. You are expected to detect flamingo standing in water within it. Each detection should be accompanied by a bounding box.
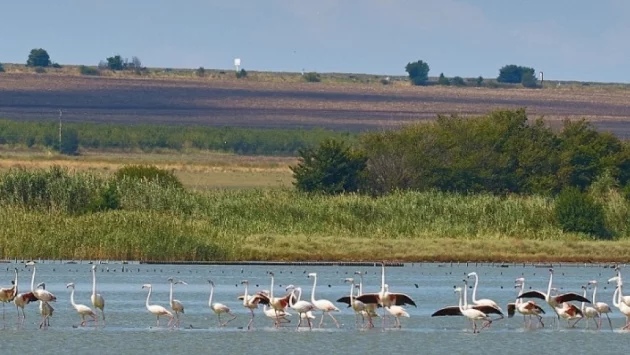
[308,273,340,328]
[580,285,600,330]
[507,278,545,328]
[264,272,292,327]
[238,280,271,330]
[587,280,612,330]
[609,276,630,329]
[142,284,173,327]
[352,271,378,327]
[13,269,37,327]
[613,268,630,306]
[208,280,236,327]
[0,268,18,324]
[37,283,54,329]
[167,277,187,327]
[517,268,590,326]
[336,278,367,328]
[356,263,416,328]
[467,272,503,318]
[287,285,316,330]
[66,283,97,327]
[30,267,56,328]
[90,265,105,325]
[452,286,493,333]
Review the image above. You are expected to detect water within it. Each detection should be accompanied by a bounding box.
[0,263,629,354]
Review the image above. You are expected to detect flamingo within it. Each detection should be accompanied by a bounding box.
[352,271,378,327]
[263,272,292,327]
[580,285,600,330]
[587,280,612,330]
[451,286,493,333]
[0,268,18,324]
[238,280,270,330]
[284,285,315,322]
[30,266,57,303]
[13,269,37,326]
[467,272,504,318]
[433,279,503,319]
[66,283,97,327]
[90,265,105,325]
[517,268,590,326]
[307,273,340,328]
[385,305,410,328]
[613,268,630,306]
[263,305,291,324]
[286,285,316,330]
[167,277,187,327]
[337,278,367,328]
[609,276,630,329]
[37,283,54,329]
[142,284,173,327]
[356,263,416,328]
[507,278,545,328]
[208,280,236,327]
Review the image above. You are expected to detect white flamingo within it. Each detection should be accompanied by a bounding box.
[287,286,316,330]
[613,268,630,305]
[353,271,378,327]
[167,277,187,327]
[13,269,37,326]
[142,284,173,327]
[356,263,416,328]
[507,278,545,328]
[609,276,630,329]
[587,280,612,330]
[0,268,18,324]
[66,283,97,327]
[263,305,292,324]
[308,273,340,328]
[454,286,493,333]
[580,285,600,330]
[385,305,410,328]
[239,280,271,330]
[337,278,367,327]
[90,265,105,325]
[37,283,54,329]
[467,272,504,317]
[264,272,292,327]
[208,280,236,327]
[30,266,56,303]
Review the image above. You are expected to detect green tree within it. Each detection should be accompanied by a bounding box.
[291,139,367,194]
[236,68,248,79]
[555,187,609,238]
[0,62,4,72]
[451,76,466,86]
[437,73,450,86]
[26,48,51,67]
[405,60,430,86]
[497,64,536,84]
[106,55,125,70]
[475,76,483,86]
[60,128,79,155]
[196,67,206,77]
[303,72,320,82]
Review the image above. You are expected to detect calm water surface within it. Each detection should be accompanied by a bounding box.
[1,263,629,354]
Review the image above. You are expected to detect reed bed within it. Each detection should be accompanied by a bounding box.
[1,168,629,262]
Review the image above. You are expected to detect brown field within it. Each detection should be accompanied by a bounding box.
[1,72,630,137]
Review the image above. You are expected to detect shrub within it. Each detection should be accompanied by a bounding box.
[405,60,430,86]
[196,66,206,77]
[555,187,609,238]
[451,76,466,87]
[34,67,46,74]
[380,77,391,85]
[88,181,120,212]
[291,139,367,195]
[303,72,320,83]
[437,73,450,86]
[26,48,51,67]
[235,68,248,79]
[59,128,79,155]
[51,62,62,69]
[79,65,100,76]
[106,55,125,71]
[115,165,183,189]
[475,76,483,86]
[0,63,4,72]
[521,72,538,88]
[498,64,536,84]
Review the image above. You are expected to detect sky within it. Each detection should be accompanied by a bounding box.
[1,0,628,82]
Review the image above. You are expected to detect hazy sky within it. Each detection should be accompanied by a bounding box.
[2,0,628,82]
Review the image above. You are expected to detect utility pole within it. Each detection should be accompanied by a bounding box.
[58,109,62,151]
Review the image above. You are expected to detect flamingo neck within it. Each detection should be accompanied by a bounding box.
[619,285,625,305]
[269,275,274,300]
[592,285,598,304]
[209,285,214,306]
[296,287,303,302]
[14,270,18,294]
[457,291,464,312]
[70,287,77,307]
[349,282,355,302]
[581,288,587,311]
[381,265,385,293]
[92,268,97,296]
[145,287,152,308]
[311,275,317,303]
[169,281,174,303]
[515,285,522,306]
[546,271,553,299]
[358,274,364,295]
[289,290,296,307]
[463,282,468,307]
[243,283,249,305]
[30,267,36,293]
[612,286,620,308]
[471,274,479,303]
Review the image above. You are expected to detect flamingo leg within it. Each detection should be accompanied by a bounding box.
[156,315,160,327]
[319,312,325,328]
[328,312,340,328]
[217,313,222,327]
[247,309,255,330]
[224,312,237,326]
[472,320,478,333]
[605,313,613,331]
[537,315,544,328]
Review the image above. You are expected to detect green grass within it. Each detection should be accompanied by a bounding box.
[2,167,629,262]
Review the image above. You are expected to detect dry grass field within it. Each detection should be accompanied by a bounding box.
[1,71,630,137]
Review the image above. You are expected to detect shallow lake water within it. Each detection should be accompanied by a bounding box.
[0,262,629,354]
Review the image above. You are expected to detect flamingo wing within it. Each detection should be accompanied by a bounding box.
[336,296,353,307]
[473,305,503,316]
[356,293,380,305]
[431,306,463,317]
[524,302,545,314]
[507,303,516,318]
[517,290,546,300]
[555,293,591,304]
[389,293,416,307]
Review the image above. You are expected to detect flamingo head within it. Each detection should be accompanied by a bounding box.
[588,280,598,286]
[91,265,96,271]
[462,279,468,286]
[167,277,174,283]
[268,271,275,277]
[608,276,621,286]
[467,272,477,278]
[241,280,249,285]
[344,278,354,284]
[454,287,462,294]
[142,284,152,289]
[308,273,316,278]
[208,280,215,287]
[175,280,187,285]
[514,277,525,283]
[355,284,360,289]
[37,282,46,289]
[549,268,554,274]
[581,285,587,290]
[285,284,295,291]
[66,282,75,289]
[354,271,363,276]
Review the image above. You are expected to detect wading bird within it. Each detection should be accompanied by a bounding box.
[142,284,173,327]
[453,286,493,333]
[91,265,105,325]
[208,280,236,327]
[238,280,271,330]
[13,269,37,327]
[287,285,316,330]
[587,280,612,330]
[167,277,187,327]
[66,283,97,327]
[580,285,600,330]
[0,268,18,324]
[352,271,378,327]
[337,278,368,328]
[264,272,292,327]
[609,276,630,329]
[467,272,503,318]
[507,278,545,328]
[308,273,340,328]
[30,266,57,303]
[37,283,54,329]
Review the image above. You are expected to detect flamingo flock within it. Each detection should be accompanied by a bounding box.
[2,263,630,333]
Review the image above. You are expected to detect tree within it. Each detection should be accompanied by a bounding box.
[437,73,450,86]
[0,63,4,73]
[303,72,320,82]
[196,67,206,77]
[291,139,367,194]
[106,55,125,70]
[521,69,538,88]
[236,68,248,79]
[405,60,430,86]
[475,76,484,86]
[555,187,609,239]
[26,48,51,67]
[59,128,79,155]
[497,64,536,84]
[451,76,466,87]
